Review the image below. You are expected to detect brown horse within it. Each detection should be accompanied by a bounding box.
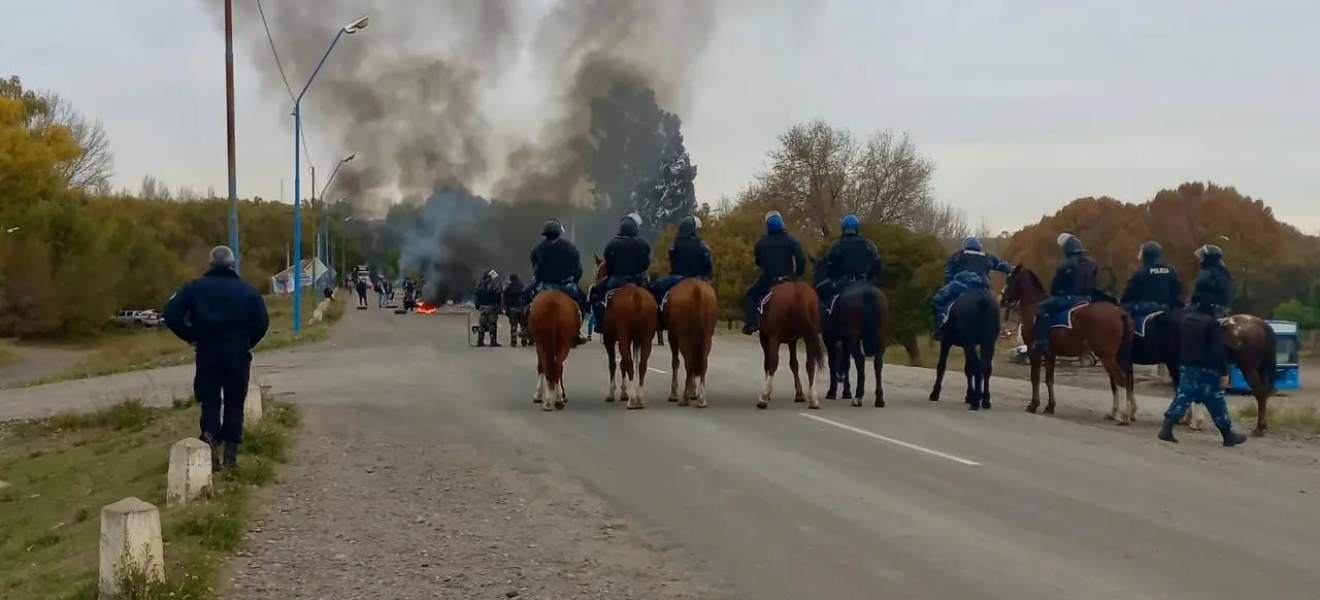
[1186,314,1278,436]
[661,278,719,407]
[1000,265,1136,423]
[755,279,824,409]
[528,288,577,411]
[594,256,659,410]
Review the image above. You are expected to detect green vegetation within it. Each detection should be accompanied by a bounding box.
[0,396,301,599]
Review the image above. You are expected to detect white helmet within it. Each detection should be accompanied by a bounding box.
[1056,232,1075,247]
[624,211,643,226]
[692,215,703,230]
[486,269,497,279]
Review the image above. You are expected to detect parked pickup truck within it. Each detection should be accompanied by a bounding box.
[110,309,163,328]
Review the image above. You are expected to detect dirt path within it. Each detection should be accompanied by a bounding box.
[225,405,732,600]
[0,342,88,389]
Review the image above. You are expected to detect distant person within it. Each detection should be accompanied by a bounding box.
[375,279,387,307]
[323,285,335,301]
[355,279,369,307]
[163,246,269,472]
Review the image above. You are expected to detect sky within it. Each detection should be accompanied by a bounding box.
[4,0,1319,234]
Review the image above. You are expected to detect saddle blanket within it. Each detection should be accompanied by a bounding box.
[660,290,671,312]
[1045,301,1090,329]
[824,294,840,315]
[758,291,773,314]
[1133,310,1165,337]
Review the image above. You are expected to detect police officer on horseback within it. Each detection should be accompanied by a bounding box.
[590,212,652,335]
[1034,233,1101,352]
[524,218,591,346]
[932,236,1011,341]
[819,214,882,312]
[742,210,807,335]
[652,214,713,326]
[1120,241,1185,320]
[1193,244,1233,318]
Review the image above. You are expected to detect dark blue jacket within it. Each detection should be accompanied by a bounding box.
[1050,255,1098,297]
[1179,308,1229,375]
[474,279,501,306]
[944,249,1010,283]
[503,280,526,308]
[754,231,806,280]
[825,233,882,281]
[1121,262,1184,307]
[670,234,712,278]
[163,267,269,358]
[1195,259,1233,307]
[531,237,583,285]
[604,233,652,279]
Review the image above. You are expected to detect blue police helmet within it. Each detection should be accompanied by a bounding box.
[765,210,786,234]
[963,236,982,251]
[1138,241,1162,263]
[541,218,563,237]
[841,214,860,234]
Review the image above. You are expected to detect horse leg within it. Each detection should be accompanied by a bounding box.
[790,342,806,403]
[850,345,865,408]
[840,342,853,399]
[824,337,839,400]
[929,340,953,402]
[963,349,980,410]
[979,342,994,410]
[871,342,885,408]
[757,338,779,409]
[631,338,652,410]
[605,338,619,403]
[1043,354,1058,415]
[1100,355,1130,425]
[1241,366,1271,436]
[670,335,684,404]
[1027,349,1042,413]
[621,333,642,410]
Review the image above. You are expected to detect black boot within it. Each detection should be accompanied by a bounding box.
[741,302,759,335]
[223,442,239,470]
[476,332,486,347]
[201,432,223,472]
[1221,427,1248,447]
[1157,418,1178,443]
[489,334,502,347]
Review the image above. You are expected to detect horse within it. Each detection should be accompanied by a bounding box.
[929,287,1000,410]
[528,287,577,411]
[594,256,659,410]
[659,277,719,407]
[810,257,888,407]
[999,265,1137,423]
[754,278,824,409]
[811,258,853,400]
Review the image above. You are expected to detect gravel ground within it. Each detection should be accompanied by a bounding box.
[225,405,733,600]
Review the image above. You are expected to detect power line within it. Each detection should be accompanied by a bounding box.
[253,0,314,191]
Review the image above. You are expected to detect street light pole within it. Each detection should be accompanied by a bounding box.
[316,155,354,294]
[224,0,240,271]
[291,15,369,334]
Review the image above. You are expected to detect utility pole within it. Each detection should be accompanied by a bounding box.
[224,0,240,271]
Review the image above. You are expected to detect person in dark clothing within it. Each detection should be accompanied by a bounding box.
[355,279,368,307]
[473,270,503,347]
[1120,240,1185,319]
[524,218,590,345]
[652,214,713,300]
[1193,244,1233,318]
[503,274,531,346]
[1158,284,1248,446]
[1034,233,1100,351]
[163,246,270,472]
[589,212,653,334]
[931,236,1011,340]
[817,214,882,310]
[742,210,807,335]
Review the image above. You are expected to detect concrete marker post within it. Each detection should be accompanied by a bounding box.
[166,439,213,508]
[244,382,264,425]
[99,497,164,598]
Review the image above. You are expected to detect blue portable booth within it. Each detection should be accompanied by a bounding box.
[1227,320,1300,393]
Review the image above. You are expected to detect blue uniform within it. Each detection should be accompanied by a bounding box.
[589,219,652,333]
[817,233,882,311]
[525,236,588,314]
[1195,259,1233,318]
[932,246,1010,334]
[1121,243,1184,320]
[1159,303,1244,446]
[163,266,269,455]
[1034,236,1099,350]
[653,223,713,302]
[742,231,807,333]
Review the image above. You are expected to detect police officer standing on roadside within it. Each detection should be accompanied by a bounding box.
[163,246,270,472]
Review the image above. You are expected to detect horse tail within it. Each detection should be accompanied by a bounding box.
[861,288,882,358]
[1117,309,1134,375]
[690,283,717,375]
[1258,322,1277,395]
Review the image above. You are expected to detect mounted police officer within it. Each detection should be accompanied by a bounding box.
[590,212,652,334]
[1158,279,1248,447]
[1193,244,1233,318]
[1033,233,1100,352]
[1120,240,1185,321]
[743,210,807,335]
[931,236,1011,340]
[524,218,590,346]
[502,273,530,347]
[819,214,882,312]
[473,269,503,347]
[652,214,713,325]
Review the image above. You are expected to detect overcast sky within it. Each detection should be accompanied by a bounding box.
[5,0,1317,234]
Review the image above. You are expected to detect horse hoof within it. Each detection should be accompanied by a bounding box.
[928,393,940,402]
[553,401,566,410]
[850,400,862,407]
[677,400,689,407]
[874,399,886,408]
[756,401,769,409]
[807,404,820,410]
[981,401,992,410]
[669,396,679,402]
[1116,420,1131,426]
[605,397,615,403]
[825,392,837,400]
[842,392,853,400]
[968,403,980,411]
[1026,405,1038,414]
[626,405,644,410]
[1043,406,1056,415]
[533,398,542,404]
[1104,413,1115,421]
[1251,428,1266,437]
[794,396,806,403]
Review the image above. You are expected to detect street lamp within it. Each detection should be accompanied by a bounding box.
[314,154,355,296]
[291,15,369,333]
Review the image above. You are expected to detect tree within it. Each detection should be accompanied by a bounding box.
[859,223,946,364]
[31,92,113,190]
[640,149,698,228]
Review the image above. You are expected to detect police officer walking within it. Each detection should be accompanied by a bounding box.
[163,246,270,472]
[1120,241,1185,318]
[742,210,807,335]
[1193,244,1233,318]
[502,273,531,346]
[1158,283,1248,447]
[589,212,652,335]
[473,270,503,347]
[525,218,591,346]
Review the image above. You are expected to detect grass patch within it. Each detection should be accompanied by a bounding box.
[16,295,342,387]
[0,344,20,367]
[0,395,301,599]
[1232,398,1320,435]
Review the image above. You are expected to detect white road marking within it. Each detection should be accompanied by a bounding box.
[648,367,667,374]
[797,413,981,467]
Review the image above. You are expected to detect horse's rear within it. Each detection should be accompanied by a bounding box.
[836,284,888,407]
[663,278,718,407]
[1067,301,1137,423]
[1188,314,1276,436]
[929,288,998,410]
[602,284,658,409]
[756,281,823,409]
[528,289,577,411]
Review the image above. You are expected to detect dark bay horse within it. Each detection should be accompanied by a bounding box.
[755,279,824,409]
[528,288,577,411]
[595,256,659,410]
[810,258,888,405]
[1000,265,1136,423]
[661,277,719,407]
[929,287,1000,410]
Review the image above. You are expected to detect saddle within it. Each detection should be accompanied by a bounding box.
[1044,297,1091,329]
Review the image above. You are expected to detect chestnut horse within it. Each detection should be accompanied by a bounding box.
[755,279,824,409]
[594,256,659,410]
[661,277,719,407]
[1000,265,1136,423]
[528,288,577,411]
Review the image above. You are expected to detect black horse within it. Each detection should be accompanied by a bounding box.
[928,287,1000,410]
[812,257,889,407]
